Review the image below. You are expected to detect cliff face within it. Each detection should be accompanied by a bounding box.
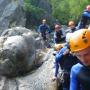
[0,0,26,34]
[37,0,52,19]
[0,0,52,33]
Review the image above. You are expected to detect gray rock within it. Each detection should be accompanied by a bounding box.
[0,49,58,90]
[0,27,58,90]
[0,0,25,34]
[0,27,43,77]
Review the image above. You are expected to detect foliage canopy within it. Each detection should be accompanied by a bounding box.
[24,0,90,25]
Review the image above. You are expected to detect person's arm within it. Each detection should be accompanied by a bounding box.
[52,61,59,81]
[77,21,84,29]
[70,65,80,90]
[46,25,51,33]
[60,29,65,38]
[38,25,41,33]
[77,11,88,29]
[54,61,59,77]
[53,32,57,44]
[52,53,63,81]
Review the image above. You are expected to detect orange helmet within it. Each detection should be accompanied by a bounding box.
[68,21,75,26]
[69,29,90,52]
[86,5,90,11]
[54,44,63,51]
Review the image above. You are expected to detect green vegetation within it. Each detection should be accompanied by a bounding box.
[50,0,90,24]
[24,0,90,25]
[24,0,44,21]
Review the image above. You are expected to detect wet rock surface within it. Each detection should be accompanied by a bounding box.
[0,49,58,90]
[0,27,59,90]
[0,27,44,77]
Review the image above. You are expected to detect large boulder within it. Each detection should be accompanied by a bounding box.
[0,49,58,90]
[0,27,59,90]
[0,27,43,77]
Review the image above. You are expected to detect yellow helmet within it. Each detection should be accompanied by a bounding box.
[69,29,90,52]
[54,44,63,51]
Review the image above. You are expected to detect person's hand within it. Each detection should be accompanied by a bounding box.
[52,76,58,81]
[63,49,69,55]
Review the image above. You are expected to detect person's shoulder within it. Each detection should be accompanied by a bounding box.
[62,46,68,50]
[57,46,67,54]
[71,63,83,73]
[72,63,83,69]
[83,10,90,16]
[65,28,72,34]
[39,24,43,27]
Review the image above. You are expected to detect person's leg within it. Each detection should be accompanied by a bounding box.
[62,72,70,90]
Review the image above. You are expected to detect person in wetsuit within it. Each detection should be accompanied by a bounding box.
[38,19,50,41]
[69,29,90,90]
[38,19,51,48]
[65,20,77,34]
[54,24,64,44]
[77,5,90,29]
[52,44,78,90]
